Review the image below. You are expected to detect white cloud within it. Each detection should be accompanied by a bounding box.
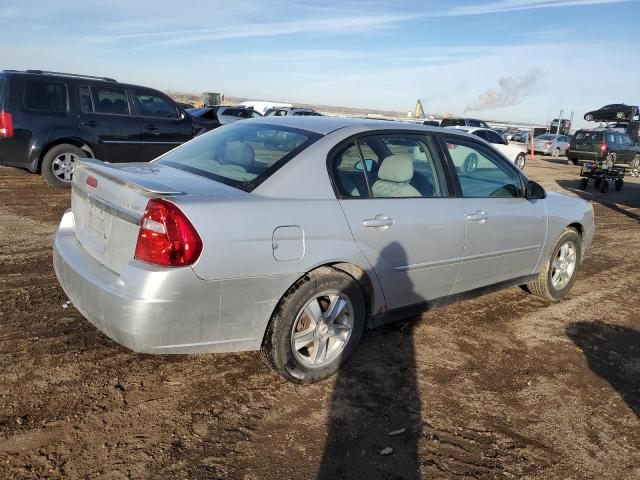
[433,0,636,16]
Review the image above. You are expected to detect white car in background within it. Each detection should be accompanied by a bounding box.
[448,126,528,170]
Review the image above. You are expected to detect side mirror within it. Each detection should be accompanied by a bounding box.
[526,180,546,200]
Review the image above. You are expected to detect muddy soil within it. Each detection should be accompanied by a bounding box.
[0,158,638,479]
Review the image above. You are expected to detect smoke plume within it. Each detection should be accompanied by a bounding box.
[464,69,542,112]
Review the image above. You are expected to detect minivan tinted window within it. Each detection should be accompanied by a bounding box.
[24,80,67,112]
[575,131,603,143]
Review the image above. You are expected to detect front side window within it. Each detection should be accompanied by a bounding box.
[445,137,523,198]
[92,87,130,115]
[24,80,67,112]
[133,90,177,118]
[332,134,447,199]
[156,122,320,191]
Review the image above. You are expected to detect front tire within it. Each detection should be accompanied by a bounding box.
[261,269,366,383]
[616,111,626,119]
[585,113,593,121]
[526,228,581,301]
[41,144,85,188]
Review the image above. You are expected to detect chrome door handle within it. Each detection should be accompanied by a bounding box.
[363,216,394,228]
[466,210,489,222]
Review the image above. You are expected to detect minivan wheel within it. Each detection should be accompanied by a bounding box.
[515,153,526,170]
[526,228,581,301]
[585,113,593,121]
[41,144,85,188]
[262,269,366,383]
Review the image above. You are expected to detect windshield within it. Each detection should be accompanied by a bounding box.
[156,122,321,191]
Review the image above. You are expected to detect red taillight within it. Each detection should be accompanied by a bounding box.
[134,199,202,267]
[0,112,13,137]
[600,143,608,153]
[86,176,98,188]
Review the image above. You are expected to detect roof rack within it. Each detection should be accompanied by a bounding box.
[18,70,117,82]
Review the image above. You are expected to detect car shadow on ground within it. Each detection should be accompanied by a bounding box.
[317,242,423,480]
[556,179,640,221]
[566,321,640,419]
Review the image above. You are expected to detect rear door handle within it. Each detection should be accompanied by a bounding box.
[82,120,97,127]
[363,216,394,229]
[466,210,489,222]
[144,124,158,132]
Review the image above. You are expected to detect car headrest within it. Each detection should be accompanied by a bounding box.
[221,141,254,169]
[377,154,414,183]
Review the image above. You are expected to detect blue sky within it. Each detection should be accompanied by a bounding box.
[1,0,639,126]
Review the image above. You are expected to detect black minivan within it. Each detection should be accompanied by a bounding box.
[0,70,196,187]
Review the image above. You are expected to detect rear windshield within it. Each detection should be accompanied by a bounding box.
[536,134,555,140]
[574,131,603,142]
[156,122,321,192]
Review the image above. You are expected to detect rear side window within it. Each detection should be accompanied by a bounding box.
[92,87,130,115]
[332,134,448,199]
[24,80,67,112]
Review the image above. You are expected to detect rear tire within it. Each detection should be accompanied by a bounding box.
[631,155,640,170]
[585,113,593,121]
[515,153,526,170]
[616,111,625,119]
[553,147,560,158]
[41,144,85,188]
[526,228,581,301]
[261,269,366,383]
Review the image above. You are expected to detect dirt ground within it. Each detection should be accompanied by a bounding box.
[0,156,639,479]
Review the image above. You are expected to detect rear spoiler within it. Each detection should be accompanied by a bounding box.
[76,159,183,195]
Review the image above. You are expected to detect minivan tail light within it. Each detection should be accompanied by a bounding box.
[134,199,202,267]
[600,143,608,153]
[0,112,13,137]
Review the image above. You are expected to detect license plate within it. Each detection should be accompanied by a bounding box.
[87,203,107,241]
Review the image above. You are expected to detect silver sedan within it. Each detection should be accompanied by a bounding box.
[54,117,595,383]
[533,134,571,157]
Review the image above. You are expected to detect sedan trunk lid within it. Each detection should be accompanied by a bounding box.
[71,159,241,274]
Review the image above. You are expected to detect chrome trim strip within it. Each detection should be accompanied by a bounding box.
[73,186,141,226]
[394,245,541,272]
[394,257,462,272]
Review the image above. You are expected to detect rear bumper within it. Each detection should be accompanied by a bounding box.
[53,210,275,354]
[567,150,599,162]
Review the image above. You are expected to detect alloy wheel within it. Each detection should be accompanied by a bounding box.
[51,152,77,182]
[291,292,354,367]
[551,241,577,290]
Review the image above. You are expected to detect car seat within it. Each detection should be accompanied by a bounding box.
[371,154,421,197]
